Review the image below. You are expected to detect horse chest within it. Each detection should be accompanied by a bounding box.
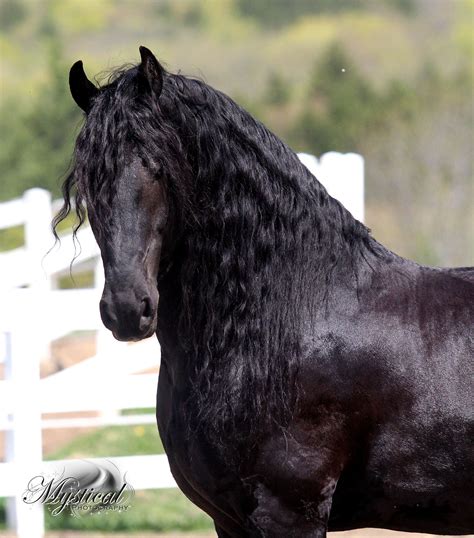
[156,360,240,505]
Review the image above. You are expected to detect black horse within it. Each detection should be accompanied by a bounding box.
[56,47,474,537]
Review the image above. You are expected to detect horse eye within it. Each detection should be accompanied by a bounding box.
[140,156,163,180]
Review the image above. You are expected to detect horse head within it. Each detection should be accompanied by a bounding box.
[68,47,169,341]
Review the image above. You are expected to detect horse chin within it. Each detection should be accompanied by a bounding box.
[112,317,158,342]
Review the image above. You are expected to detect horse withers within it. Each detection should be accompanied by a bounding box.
[55,47,474,537]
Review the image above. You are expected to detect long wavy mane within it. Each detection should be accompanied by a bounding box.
[55,63,379,456]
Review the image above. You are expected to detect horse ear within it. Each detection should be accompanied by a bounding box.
[69,61,98,113]
[138,46,163,97]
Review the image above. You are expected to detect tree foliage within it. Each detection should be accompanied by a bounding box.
[0,0,26,31]
[0,38,81,200]
[290,42,378,153]
[236,0,415,28]
[0,0,471,266]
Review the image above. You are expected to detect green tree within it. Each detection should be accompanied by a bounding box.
[290,42,378,153]
[264,71,291,106]
[0,38,81,200]
[236,0,415,28]
[0,0,26,31]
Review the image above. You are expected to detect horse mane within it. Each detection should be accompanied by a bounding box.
[55,63,379,457]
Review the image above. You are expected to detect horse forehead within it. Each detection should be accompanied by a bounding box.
[107,164,164,207]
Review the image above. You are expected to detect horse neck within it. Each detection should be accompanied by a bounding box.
[170,98,375,352]
[182,97,369,273]
[162,75,367,259]
[156,94,381,447]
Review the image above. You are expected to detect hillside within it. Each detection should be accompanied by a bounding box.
[0,0,472,265]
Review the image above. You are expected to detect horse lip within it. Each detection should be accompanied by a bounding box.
[144,325,157,339]
[112,331,136,342]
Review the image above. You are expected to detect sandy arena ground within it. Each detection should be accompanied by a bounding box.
[0,530,473,538]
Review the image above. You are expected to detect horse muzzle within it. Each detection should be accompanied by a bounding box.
[99,286,158,341]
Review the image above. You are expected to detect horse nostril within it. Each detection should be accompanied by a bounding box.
[140,297,153,320]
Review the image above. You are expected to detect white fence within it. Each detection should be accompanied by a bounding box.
[0,152,364,538]
[0,190,169,537]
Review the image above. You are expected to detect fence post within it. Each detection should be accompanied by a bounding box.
[5,314,44,538]
[23,188,53,290]
[23,188,54,360]
[297,152,365,223]
[319,152,364,223]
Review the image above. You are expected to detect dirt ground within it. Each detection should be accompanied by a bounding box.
[0,333,99,458]
[0,530,473,538]
[47,532,473,538]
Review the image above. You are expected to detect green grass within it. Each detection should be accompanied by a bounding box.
[46,489,214,533]
[45,423,165,460]
[0,224,24,251]
[0,211,83,256]
[0,501,4,530]
[121,407,155,416]
[0,212,83,252]
[0,422,214,532]
[57,268,95,289]
[41,423,214,532]
[54,211,83,235]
